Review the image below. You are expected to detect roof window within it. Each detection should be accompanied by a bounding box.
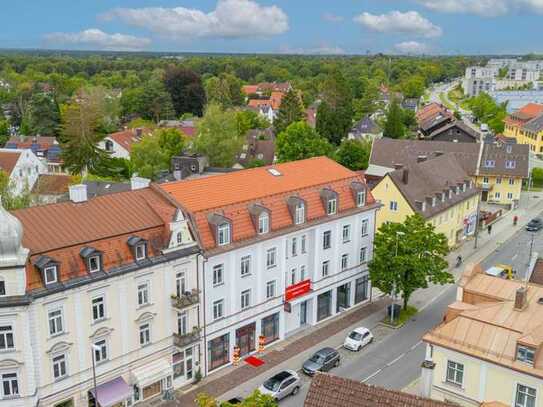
[268,168,282,176]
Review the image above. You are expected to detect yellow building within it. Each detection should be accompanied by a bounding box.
[504,103,543,153]
[372,154,479,247]
[423,264,543,407]
[368,138,529,207]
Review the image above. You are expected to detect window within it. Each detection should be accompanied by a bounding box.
[240,256,251,277]
[322,261,330,277]
[217,224,231,246]
[360,247,367,263]
[290,268,296,285]
[52,354,67,380]
[1,373,18,397]
[295,203,305,224]
[176,232,183,245]
[327,198,337,215]
[342,225,351,243]
[483,177,489,183]
[341,254,348,271]
[496,177,502,184]
[300,265,306,281]
[48,309,64,336]
[93,339,108,364]
[509,177,515,185]
[88,255,100,273]
[266,248,277,268]
[44,265,58,284]
[92,296,105,322]
[508,192,514,200]
[139,323,151,346]
[484,160,495,167]
[177,312,187,335]
[291,237,297,257]
[266,281,276,299]
[517,346,535,364]
[357,190,366,207]
[213,264,224,286]
[301,235,307,254]
[494,192,501,199]
[0,326,14,350]
[0,281,4,296]
[516,384,536,407]
[323,231,331,250]
[389,201,398,211]
[176,271,186,297]
[137,282,150,306]
[213,299,224,320]
[258,213,269,234]
[506,160,516,169]
[361,219,369,237]
[446,361,464,386]
[135,243,146,261]
[241,289,251,310]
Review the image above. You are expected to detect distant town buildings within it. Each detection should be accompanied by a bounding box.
[242,82,292,123]
[504,102,543,153]
[4,136,63,174]
[348,116,382,141]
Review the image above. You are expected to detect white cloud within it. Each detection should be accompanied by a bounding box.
[354,11,442,38]
[415,0,543,16]
[394,41,430,54]
[322,13,344,23]
[279,44,346,55]
[101,0,289,40]
[43,29,151,51]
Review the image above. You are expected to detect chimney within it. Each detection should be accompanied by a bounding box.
[417,155,428,163]
[130,176,151,190]
[394,163,404,170]
[69,184,87,203]
[420,345,435,399]
[402,168,409,184]
[515,287,528,311]
[135,128,143,137]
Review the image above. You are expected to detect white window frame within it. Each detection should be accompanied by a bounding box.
[52,353,68,380]
[517,346,535,365]
[322,261,330,277]
[135,243,147,261]
[48,308,64,336]
[515,383,537,407]
[0,326,14,351]
[258,213,269,234]
[357,190,366,207]
[361,219,369,237]
[176,232,183,245]
[88,255,101,273]
[327,198,337,215]
[508,192,513,200]
[1,372,19,398]
[217,223,231,246]
[241,289,251,310]
[342,225,351,243]
[176,271,186,297]
[341,254,349,271]
[323,230,331,250]
[240,256,251,277]
[213,299,224,320]
[177,311,188,335]
[301,235,307,254]
[509,177,515,185]
[0,280,5,296]
[360,247,367,264]
[44,265,58,284]
[93,339,108,364]
[266,280,276,299]
[213,264,224,286]
[300,265,306,281]
[266,248,277,269]
[139,323,151,346]
[445,360,464,386]
[291,237,297,257]
[295,203,305,224]
[137,282,150,306]
[92,295,106,322]
[390,201,398,211]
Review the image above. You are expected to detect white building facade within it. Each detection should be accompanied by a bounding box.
[0,148,47,196]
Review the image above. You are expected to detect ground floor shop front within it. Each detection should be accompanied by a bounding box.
[205,272,370,375]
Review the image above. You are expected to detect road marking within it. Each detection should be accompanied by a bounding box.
[361,368,382,383]
[411,340,422,351]
[512,254,518,261]
[386,353,405,367]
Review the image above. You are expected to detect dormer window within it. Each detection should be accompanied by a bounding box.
[517,345,535,365]
[80,247,102,273]
[176,232,183,245]
[422,202,426,212]
[127,236,148,261]
[441,193,446,202]
[34,256,60,286]
[357,190,366,207]
[432,197,436,207]
[258,213,269,234]
[44,266,58,285]
[218,223,231,246]
[327,199,337,215]
[88,255,101,273]
[351,182,367,208]
[321,188,338,216]
[484,159,495,168]
[506,160,516,169]
[135,243,147,261]
[295,203,305,225]
[448,189,453,199]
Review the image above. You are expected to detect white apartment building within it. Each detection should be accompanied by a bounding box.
[0,183,202,407]
[159,157,379,375]
[0,148,47,196]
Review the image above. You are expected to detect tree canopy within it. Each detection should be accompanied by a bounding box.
[163,65,206,117]
[383,99,406,139]
[335,139,371,170]
[465,92,507,133]
[369,214,452,310]
[274,88,304,135]
[276,121,333,162]
[196,390,277,407]
[316,72,353,145]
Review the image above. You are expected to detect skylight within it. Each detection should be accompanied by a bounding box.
[268,168,282,176]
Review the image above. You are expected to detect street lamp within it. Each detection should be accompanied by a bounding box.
[391,231,405,324]
[91,344,101,407]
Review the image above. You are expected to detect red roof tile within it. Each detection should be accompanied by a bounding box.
[108,128,152,153]
[0,150,21,176]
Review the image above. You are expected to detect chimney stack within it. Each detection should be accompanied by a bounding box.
[420,345,435,399]
[69,184,87,203]
[130,176,151,191]
[402,168,409,184]
[515,287,528,311]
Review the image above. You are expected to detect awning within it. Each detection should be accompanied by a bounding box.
[131,358,172,388]
[89,377,131,407]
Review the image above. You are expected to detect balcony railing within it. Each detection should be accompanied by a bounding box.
[174,327,201,348]
[171,289,200,310]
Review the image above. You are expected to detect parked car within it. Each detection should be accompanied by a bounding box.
[226,397,243,404]
[526,218,543,232]
[258,370,300,401]
[302,347,340,376]
[343,327,374,351]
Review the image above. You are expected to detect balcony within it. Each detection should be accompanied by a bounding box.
[479,182,492,191]
[171,289,200,310]
[174,327,201,348]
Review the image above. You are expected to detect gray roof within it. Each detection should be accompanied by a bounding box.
[350,116,380,135]
[427,120,480,141]
[523,114,543,133]
[83,181,131,198]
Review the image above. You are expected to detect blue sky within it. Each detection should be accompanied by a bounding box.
[2,0,543,55]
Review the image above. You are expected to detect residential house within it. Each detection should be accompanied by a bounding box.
[0,183,201,406]
[348,116,382,141]
[31,174,72,204]
[304,372,458,407]
[371,154,479,247]
[402,98,420,112]
[368,139,529,206]
[99,128,152,159]
[247,92,285,123]
[417,103,454,138]
[5,136,63,174]
[158,157,378,375]
[425,121,480,143]
[236,128,276,168]
[422,263,543,406]
[0,148,47,196]
[241,82,291,97]
[158,120,197,138]
[504,103,543,153]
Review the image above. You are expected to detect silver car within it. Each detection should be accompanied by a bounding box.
[258,370,301,401]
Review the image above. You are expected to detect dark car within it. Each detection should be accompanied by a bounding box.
[302,347,340,376]
[526,218,543,232]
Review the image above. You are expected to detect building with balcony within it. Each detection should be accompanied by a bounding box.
[422,263,543,406]
[158,157,379,375]
[0,182,201,407]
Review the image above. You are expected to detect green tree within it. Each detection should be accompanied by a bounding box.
[532,167,543,188]
[0,117,9,147]
[316,72,353,145]
[140,80,175,123]
[383,99,406,139]
[466,92,507,133]
[399,75,426,99]
[156,128,186,163]
[28,92,60,136]
[196,390,277,407]
[205,73,244,108]
[335,139,371,170]
[120,87,145,119]
[369,214,452,310]
[131,134,169,179]
[274,89,304,135]
[163,66,206,117]
[0,170,31,210]
[193,104,244,167]
[276,121,333,162]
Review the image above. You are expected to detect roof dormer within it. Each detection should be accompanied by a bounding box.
[80,247,103,273]
[34,255,60,286]
[208,213,232,246]
[287,196,306,225]
[320,188,338,216]
[248,204,271,235]
[351,181,367,208]
[127,236,148,262]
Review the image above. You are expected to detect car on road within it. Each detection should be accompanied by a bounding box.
[258,370,300,401]
[343,327,374,351]
[526,218,543,232]
[302,347,340,376]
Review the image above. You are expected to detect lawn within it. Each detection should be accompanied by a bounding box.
[382,305,418,328]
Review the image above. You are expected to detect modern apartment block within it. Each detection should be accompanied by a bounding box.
[158,157,379,375]
[0,183,201,407]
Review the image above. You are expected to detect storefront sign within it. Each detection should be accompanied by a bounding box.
[285,279,311,301]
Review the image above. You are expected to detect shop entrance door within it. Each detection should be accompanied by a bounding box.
[300,300,308,326]
[236,322,256,356]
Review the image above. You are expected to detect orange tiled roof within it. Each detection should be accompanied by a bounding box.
[416,103,451,124]
[0,150,21,176]
[248,99,272,109]
[6,136,58,149]
[108,128,152,153]
[270,91,284,110]
[242,85,259,95]
[159,157,375,251]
